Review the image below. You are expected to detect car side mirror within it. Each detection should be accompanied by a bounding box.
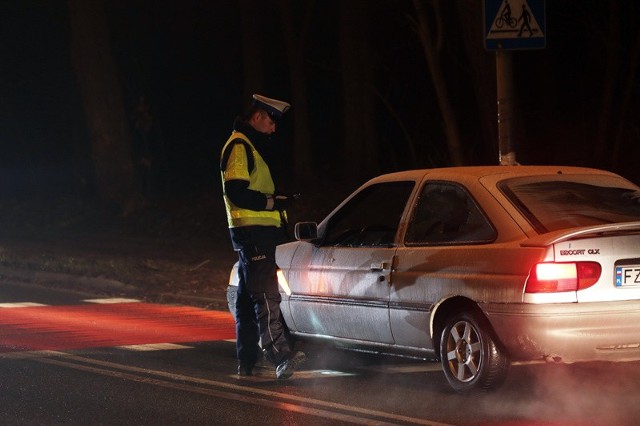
[294,222,318,242]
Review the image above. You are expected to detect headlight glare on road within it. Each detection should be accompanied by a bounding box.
[277,269,291,295]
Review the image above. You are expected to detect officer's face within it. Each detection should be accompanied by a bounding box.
[251,111,276,135]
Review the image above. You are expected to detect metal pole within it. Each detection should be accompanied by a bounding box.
[496,50,517,165]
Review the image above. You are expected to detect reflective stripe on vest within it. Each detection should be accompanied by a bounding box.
[220,132,281,228]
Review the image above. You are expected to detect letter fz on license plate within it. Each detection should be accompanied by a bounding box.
[616,266,640,287]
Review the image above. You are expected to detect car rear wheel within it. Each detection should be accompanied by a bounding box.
[440,311,510,393]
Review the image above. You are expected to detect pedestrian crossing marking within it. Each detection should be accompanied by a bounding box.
[83,298,141,304]
[0,302,46,308]
[0,303,235,352]
[0,298,142,307]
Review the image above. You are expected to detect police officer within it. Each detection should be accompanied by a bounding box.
[220,94,305,380]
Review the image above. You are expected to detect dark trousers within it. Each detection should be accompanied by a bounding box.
[235,245,291,367]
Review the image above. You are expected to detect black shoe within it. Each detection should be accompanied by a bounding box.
[275,351,306,380]
[252,358,275,377]
[237,364,253,376]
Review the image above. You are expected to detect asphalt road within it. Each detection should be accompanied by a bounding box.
[2,280,640,425]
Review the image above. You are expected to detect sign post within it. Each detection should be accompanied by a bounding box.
[496,50,516,165]
[484,0,545,165]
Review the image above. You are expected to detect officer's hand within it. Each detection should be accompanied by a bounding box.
[273,195,292,211]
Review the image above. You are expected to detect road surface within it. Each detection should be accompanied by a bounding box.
[1,279,639,425]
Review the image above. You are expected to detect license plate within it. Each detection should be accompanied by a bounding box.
[616,266,640,287]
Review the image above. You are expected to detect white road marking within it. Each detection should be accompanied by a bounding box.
[232,369,357,382]
[18,351,453,426]
[0,350,66,359]
[118,343,192,351]
[367,363,442,373]
[0,302,47,308]
[83,298,141,304]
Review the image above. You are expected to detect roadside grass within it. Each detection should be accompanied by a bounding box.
[0,186,346,306]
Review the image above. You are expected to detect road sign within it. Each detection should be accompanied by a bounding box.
[484,0,545,50]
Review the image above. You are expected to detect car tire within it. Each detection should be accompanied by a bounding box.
[440,311,510,393]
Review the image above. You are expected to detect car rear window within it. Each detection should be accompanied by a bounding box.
[500,176,640,233]
[405,182,496,245]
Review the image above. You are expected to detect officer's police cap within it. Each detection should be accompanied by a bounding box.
[252,94,290,121]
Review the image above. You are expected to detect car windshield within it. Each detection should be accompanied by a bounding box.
[500,175,640,233]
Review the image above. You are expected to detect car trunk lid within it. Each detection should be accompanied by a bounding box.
[522,222,640,302]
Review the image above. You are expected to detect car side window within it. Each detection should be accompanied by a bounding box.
[405,182,496,245]
[322,181,414,247]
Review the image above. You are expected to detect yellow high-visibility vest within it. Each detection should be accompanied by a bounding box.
[220,131,282,228]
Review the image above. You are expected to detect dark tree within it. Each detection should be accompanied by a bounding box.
[278,0,314,184]
[339,1,378,180]
[68,0,141,213]
[412,0,464,166]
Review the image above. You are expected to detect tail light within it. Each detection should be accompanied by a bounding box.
[525,262,601,293]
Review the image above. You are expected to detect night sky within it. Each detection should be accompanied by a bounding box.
[1,0,639,203]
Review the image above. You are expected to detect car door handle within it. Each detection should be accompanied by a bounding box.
[370,262,388,272]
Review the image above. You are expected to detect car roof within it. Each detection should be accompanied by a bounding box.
[368,165,622,184]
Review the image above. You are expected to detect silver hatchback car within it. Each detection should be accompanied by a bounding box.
[228,165,640,393]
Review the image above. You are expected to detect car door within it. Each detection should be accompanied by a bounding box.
[288,180,415,343]
[390,181,499,349]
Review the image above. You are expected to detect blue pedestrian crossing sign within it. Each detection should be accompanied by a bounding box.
[484,0,545,50]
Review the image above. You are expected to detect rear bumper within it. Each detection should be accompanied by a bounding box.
[483,300,640,362]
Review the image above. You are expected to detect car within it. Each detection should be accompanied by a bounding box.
[227,165,640,393]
